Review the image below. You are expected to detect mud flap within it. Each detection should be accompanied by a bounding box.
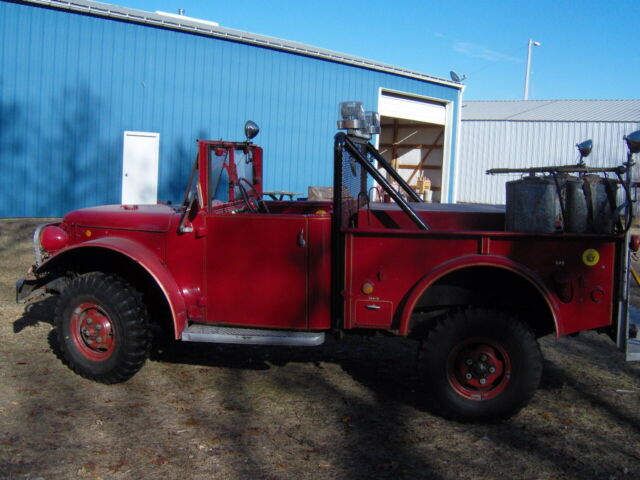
[16,275,69,304]
[627,305,640,360]
[16,278,41,303]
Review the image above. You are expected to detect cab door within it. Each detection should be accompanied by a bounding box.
[204,214,309,329]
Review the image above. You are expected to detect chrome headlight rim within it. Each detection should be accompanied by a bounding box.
[32,223,50,268]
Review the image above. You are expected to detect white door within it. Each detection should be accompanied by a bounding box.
[121,131,160,204]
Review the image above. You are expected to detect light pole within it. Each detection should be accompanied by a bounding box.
[523,39,540,100]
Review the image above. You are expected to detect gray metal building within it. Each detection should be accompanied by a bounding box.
[456,100,640,204]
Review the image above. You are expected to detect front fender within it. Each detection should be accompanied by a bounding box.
[37,237,188,339]
[398,254,561,336]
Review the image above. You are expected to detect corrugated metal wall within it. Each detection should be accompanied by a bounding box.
[0,0,459,217]
[456,120,640,204]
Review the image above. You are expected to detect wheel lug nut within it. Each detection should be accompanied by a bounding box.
[465,373,473,380]
[465,359,473,366]
[479,378,487,385]
[96,337,102,343]
[489,366,496,373]
[86,318,92,324]
[480,354,487,362]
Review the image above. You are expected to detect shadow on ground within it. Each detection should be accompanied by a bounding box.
[7,292,640,480]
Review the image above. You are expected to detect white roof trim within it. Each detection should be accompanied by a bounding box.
[20,0,462,90]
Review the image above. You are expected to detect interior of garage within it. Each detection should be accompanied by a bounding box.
[376,91,449,203]
[378,117,445,202]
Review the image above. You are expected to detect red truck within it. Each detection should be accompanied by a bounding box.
[16,102,640,422]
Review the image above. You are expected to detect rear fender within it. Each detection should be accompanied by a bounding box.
[399,254,561,336]
[37,237,188,339]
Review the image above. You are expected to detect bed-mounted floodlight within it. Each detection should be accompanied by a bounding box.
[576,139,592,158]
[337,101,381,139]
[337,101,366,129]
[576,139,592,166]
[625,130,640,155]
[365,111,381,135]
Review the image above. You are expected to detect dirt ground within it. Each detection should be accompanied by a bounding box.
[2,219,640,480]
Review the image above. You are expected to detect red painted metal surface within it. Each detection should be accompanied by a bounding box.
[306,215,332,330]
[394,253,561,335]
[448,338,511,401]
[64,204,175,232]
[344,228,617,337]
[70,301,116,361]
[41,234,190,339]
[31,137,623,345]
[205,213,310,329]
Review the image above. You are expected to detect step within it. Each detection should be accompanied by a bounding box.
[181,324,325,347]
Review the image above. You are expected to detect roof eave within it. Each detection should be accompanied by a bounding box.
[21,0,462,90]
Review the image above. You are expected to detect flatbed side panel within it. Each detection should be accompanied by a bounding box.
[343,233,477,330]
[344,231,616,336]
[487,237,615,334]
[395,253,561,336]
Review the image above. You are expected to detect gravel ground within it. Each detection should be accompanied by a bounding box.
[1,218,640,480]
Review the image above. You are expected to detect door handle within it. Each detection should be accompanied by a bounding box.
[297,229,306,247]
[365,304,381,310]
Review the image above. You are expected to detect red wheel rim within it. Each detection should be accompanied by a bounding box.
[69,302,116,361]
[447,337,511,401]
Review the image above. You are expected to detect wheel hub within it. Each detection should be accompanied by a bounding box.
[70,302,116,360]
[448,339,511,400]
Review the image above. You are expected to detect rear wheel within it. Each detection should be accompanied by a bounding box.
[418,308,542,422]
[54,273,151,383]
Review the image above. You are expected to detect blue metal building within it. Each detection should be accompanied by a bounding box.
[0,0,463,217]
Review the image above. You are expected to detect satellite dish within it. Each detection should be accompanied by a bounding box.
[450,71,467,83]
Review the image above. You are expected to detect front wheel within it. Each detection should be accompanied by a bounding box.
[418,308,542,422]
[54,273,151,383]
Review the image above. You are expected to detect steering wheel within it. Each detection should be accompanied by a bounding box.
[237,177,270,213]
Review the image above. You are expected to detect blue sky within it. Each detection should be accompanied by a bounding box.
[117,0,639,100]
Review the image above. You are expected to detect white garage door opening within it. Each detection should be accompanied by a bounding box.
[377,91,452,203]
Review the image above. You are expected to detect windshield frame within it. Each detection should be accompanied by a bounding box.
[181,153,201,207]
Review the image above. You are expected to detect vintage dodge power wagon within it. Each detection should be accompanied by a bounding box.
[17,102,640,421]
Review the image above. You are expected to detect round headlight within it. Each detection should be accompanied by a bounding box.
[41,225,69,252]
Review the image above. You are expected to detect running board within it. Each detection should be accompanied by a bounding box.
[181,324,326,346]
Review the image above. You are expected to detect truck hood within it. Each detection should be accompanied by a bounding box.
[63,204,178,232]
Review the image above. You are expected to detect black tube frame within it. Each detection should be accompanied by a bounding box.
[365,142,424,202]
[331,132,429,331]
